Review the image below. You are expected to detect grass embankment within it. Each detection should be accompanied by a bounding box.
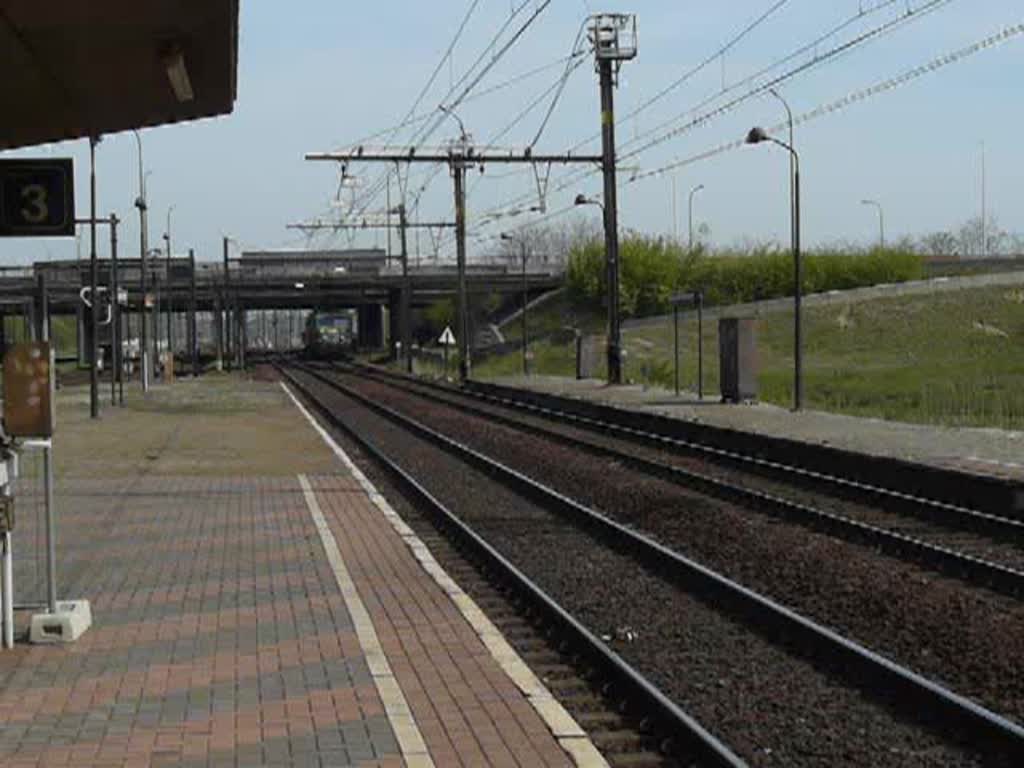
[475,285,1024,430]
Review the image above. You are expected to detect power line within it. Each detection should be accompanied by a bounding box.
[460,0,959,244]
[621,0,956,161]
[469,18,1024,253]
[351,0,554,220]
[483,1,948,217]
[628,21,1024,183]
[530,18,591,148]
[566,0,794,155]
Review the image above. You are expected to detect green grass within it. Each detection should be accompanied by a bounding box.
[498,291,604,344]
[475,285,1024,430]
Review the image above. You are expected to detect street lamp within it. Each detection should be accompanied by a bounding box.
[132,130,151,393]
[745,125,803,411]
[575,192,622,384]
[688,183,704,252]
[163,205,175,369]
[500,232,530,376]
[861,199,885,249]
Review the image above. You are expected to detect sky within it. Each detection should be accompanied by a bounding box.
[2,0,1021,266]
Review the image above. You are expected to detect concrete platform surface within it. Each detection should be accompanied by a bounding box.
[489,375,1024,481]
[0,375,592,767]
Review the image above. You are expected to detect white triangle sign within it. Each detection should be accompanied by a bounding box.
[438,326,456,346]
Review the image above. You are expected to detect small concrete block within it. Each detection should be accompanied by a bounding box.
[30,599,92,644]
[559,735,611,768]
[529,695,586,739]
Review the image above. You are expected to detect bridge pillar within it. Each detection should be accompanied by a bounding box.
[357,304,384,350]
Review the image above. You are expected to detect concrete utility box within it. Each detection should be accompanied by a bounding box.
[719,318,758,403]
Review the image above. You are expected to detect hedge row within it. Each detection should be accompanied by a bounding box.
[566,237,923,317]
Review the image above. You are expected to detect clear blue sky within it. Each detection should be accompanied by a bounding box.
[2,1,1021,265]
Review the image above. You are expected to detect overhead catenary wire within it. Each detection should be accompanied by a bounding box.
[304,0,549,248]
[478,0,953,221]
[457,0,960,249]
[469,18,1024,255]
[620,0,956,161]
[349,0,554,221]
[529,18,592,149]
[565,0,795,156]
[627,21,1024,184]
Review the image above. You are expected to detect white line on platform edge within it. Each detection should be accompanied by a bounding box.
[297,474,433,768]
[282,381,608,768]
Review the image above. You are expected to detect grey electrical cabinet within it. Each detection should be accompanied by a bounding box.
[719,318,758,403]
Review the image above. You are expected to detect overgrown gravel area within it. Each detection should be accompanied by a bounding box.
[290,369,997,768]
[373,370,1024,573]
[338,371,1024,727]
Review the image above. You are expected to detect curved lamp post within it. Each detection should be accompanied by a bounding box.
[132,130,151,392]
[861,199,885,249]
[500,232,530,376]
[746,126,803,411]
[688,183,704,252]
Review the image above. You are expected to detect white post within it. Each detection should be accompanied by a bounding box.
[2,532,12,649]
[43,442,56,613]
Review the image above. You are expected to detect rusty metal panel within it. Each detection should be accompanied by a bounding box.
[719,318,758,402]
[3,341,55,437]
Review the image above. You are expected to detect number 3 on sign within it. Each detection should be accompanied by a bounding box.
[20,184,49,224]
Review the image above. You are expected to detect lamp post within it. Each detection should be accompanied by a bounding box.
[163,206,175,371]
[745,125,803,411]
[575,193,621,384]
[132,130,151,392]
[861,199,885,249]
[501,232,530,376]
[688,184,704,252]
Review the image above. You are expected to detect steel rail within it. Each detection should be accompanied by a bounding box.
[277,362,747,768]
[438,374,1024,537]
[295,362,1024,761]
[341,363,1024,597]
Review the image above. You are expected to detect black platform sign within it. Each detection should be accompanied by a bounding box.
[0,159,75,237]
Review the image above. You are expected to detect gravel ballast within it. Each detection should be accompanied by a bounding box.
[291,369,1003,767]
[339,371,1024,726]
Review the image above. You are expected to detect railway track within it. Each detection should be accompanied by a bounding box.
[344,361,1024,597]
[280,360,1024,768]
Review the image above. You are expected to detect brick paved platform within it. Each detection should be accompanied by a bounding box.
[0,377,594,767]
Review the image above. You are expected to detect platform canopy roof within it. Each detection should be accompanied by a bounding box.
[0,1,239,150]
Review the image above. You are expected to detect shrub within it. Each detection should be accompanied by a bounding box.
[566,237,923,318]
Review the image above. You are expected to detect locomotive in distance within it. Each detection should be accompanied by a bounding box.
[302,310,357,359]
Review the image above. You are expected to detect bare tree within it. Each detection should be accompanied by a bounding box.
[919,231,959,257]
[958,215,1008,257]
[498,217,602,271]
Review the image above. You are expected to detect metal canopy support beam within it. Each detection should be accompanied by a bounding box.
[88,137,100,419]
[109,214,121,407]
